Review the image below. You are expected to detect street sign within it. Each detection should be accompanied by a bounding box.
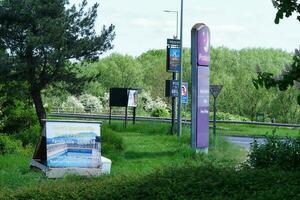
[167,47,181,72]
[210,85,223,98]
[181,82,188,104]
[167,39,181,46]
[166,39,181,72]
[165,80,180,97]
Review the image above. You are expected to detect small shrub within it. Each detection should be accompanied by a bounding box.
[79,94,103,113]
[101,127,124,154]
[0,134,21,154]
[210,112,250,121]
[151,107,170,118]
[246,131,300,170]
[14,124,41,146]
[61,96,85,112]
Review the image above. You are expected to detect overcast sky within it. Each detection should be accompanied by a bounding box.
[71,0,300,57]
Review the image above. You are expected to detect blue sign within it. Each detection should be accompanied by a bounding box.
[182,82,188,104]
[167,47,181,72]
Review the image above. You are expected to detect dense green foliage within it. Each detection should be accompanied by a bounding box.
[3,166,299,200]
[273,0,300,23]
[101,126,124,154]
[77,47,298,123]
[246,133,300,170]
[0,135,20,154]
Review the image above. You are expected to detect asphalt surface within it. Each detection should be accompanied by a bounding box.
[224,136,266,150]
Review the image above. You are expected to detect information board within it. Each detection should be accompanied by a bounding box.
[191,23,211,152]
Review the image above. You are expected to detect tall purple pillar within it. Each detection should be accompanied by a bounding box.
[191,23,210,152]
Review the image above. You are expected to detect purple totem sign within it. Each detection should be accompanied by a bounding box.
[191,23,210,152]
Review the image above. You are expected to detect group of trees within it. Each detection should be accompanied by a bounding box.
[74,47,298,123]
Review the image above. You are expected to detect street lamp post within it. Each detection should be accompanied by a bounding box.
[178,0,183,138]
[163,10,178,39]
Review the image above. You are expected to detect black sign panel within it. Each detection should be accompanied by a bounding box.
[109,88,128,107]
[165,80,180,97]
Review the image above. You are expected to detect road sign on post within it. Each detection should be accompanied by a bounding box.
[210,85,223,137]
[191,23,211,153]
[210,85,223,98]
[181,82,188,104]
[166,39,181,72]
[165,80,180,97]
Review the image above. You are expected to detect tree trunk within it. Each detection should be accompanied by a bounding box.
[31,89,46,128]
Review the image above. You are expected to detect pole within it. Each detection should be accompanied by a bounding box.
[176,11,178,39]
[171,74,176,134]
[213,97,217,136]
[177,0,183,138]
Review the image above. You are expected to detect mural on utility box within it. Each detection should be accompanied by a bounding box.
[46,121,101,168]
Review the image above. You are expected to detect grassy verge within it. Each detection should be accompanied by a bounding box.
[0,121,246,194]
[216,123,300,137]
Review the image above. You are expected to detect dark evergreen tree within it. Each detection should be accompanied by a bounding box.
[0,0,115,126]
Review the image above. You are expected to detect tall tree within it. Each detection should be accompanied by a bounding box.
[0,0,115,126]
[253,0,300,104]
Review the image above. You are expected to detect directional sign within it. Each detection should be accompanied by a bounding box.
[210,85,223,98]
[181,82,188,104]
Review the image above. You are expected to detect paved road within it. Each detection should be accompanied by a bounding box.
[224,136,266,150]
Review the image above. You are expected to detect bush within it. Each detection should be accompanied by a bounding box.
[79,94,103,113]
[151,107,170,117]
[101,126,124,154]
[0,135,21,154]
[246,132,300,170]
[14,124,41,147]
[210,112,250,121]
[61,96,85,113]
[1,99,38,134]
[10,166,300,200]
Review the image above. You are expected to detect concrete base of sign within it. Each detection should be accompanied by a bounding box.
[30,156,112,178]
[101,156,112,174]
[196,147,208,154]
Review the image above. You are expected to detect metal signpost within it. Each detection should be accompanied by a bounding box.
[191,23,211,152]
[166,39,181,134]
[210,85,223,136]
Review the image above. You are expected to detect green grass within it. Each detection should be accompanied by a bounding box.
[10,166,300,200]
[216,123,300,137]
[0,121,246,194]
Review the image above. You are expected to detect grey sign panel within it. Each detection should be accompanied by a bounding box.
[210,85,223,98]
